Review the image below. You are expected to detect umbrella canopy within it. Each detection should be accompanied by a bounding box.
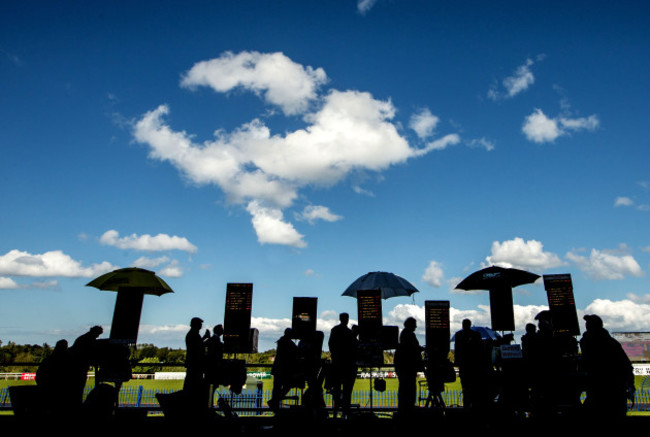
[86,267,174,296]
[455,265,540,291]
[451,326,502,341]
[342,271,419,299]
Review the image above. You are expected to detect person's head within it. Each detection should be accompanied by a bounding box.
[404,317,417,331]
[583,314,603,331]
[54,339,68,351]
[89,326,103,338]
[213,324,224,336]
[339,312,349,326]
[190,317,203,329]
[525,323,536,334]
[284,327,292,337]
[462,319,472,330]
[534,310,553,332]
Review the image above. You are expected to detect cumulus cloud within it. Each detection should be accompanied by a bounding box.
[409,108,439,139]
[0,276,19,289]
[296,205,343,224]
[522,109,599,143]
[422,260,444,288]
[246,201,307,248]
[100,230,198,254]
[484,237,565,271]
[489,58,536,100]
[180,51,327,116]
[466,137,495,151]
[566,248,644,280]
[0,250,116,278]
[615,196,634,207]
[133,256,183,277]
[584,298,650,331]
[159,260,183,278]
[357,0,378,15]
[134,51,459,247]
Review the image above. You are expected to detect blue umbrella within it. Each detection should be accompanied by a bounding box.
[342,271,419,300]
[451,326,502,341]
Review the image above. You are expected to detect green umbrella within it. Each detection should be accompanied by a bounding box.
[86,267,174,296]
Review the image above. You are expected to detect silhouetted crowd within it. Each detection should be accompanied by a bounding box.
[26,311,635,426]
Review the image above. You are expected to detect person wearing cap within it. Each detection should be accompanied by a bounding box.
[579,314,634,420]
[184,317,208,406]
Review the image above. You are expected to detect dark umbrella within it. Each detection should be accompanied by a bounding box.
[455,265,540,291]
[455,266,540,332]
[86,267,174,296]
[451,326,502,341]
[342,271,419,299]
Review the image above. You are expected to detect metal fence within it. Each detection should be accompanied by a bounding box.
[1,386,648,415]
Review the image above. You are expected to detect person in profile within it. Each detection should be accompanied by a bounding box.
[268,328,299,411]
[394,317,424,415]
[204,324,224,387]
[184,317,209,408]
[69,325,104,408]
[453,319,485,411]
[328,313,358,417]
[579,314,634,421]
[36,339,73,415]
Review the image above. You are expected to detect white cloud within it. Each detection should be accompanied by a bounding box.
[626,293,650,304]
[133,256,170,269]
[522,109,599,144]
[584,299,650,332]
[100,230,198,254]
[296,205,343,224]
[135,52,460,247]
[615,196,634,207]
[484,237,565,271]
[466,137,495,151]
[180,51,327,116]
[159,260,183,278]
[246,201,307,248]
[488,58,537,100]
[0,276,19,289]
[409,108,439,139]
[357,0,378,15]
[422,260,444,288]
[566,248,644,280]
[0,250,116,278]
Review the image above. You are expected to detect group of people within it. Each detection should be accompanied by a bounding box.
[35,325,118,416]
[183,317,232,408]
[453,313,635,422]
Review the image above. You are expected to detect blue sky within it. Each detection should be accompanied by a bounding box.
[1,1,649,351]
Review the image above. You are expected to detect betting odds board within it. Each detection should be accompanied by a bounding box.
[109,288,145,344]
[425,300,450,355]
[489,285,515,332]
[356,289,383,343]
[291,297,318,340]
[543,274,580,336]
[224,283,253,353]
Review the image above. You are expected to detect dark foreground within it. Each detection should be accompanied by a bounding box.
[2,408,648,436]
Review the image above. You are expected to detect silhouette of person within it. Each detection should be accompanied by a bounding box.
[579,314,634,421]
[328,313,358,417]
[394,317,423,414]
[69,325,104,408]
[454,319,487,411]
[184,317,209,407]
[36,339,73,415]
[268,328,299,411]
[204,324,224,387]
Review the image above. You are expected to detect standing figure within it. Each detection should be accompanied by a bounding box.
[579,314,634,421]
[184,317,208,407]
[394,317,423,414]
[454,319,486,411]
[70,325,104,408]
[268,328,299,411]
[328,313,358,417]
[36,339,73,414]
[204,324,224,407]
